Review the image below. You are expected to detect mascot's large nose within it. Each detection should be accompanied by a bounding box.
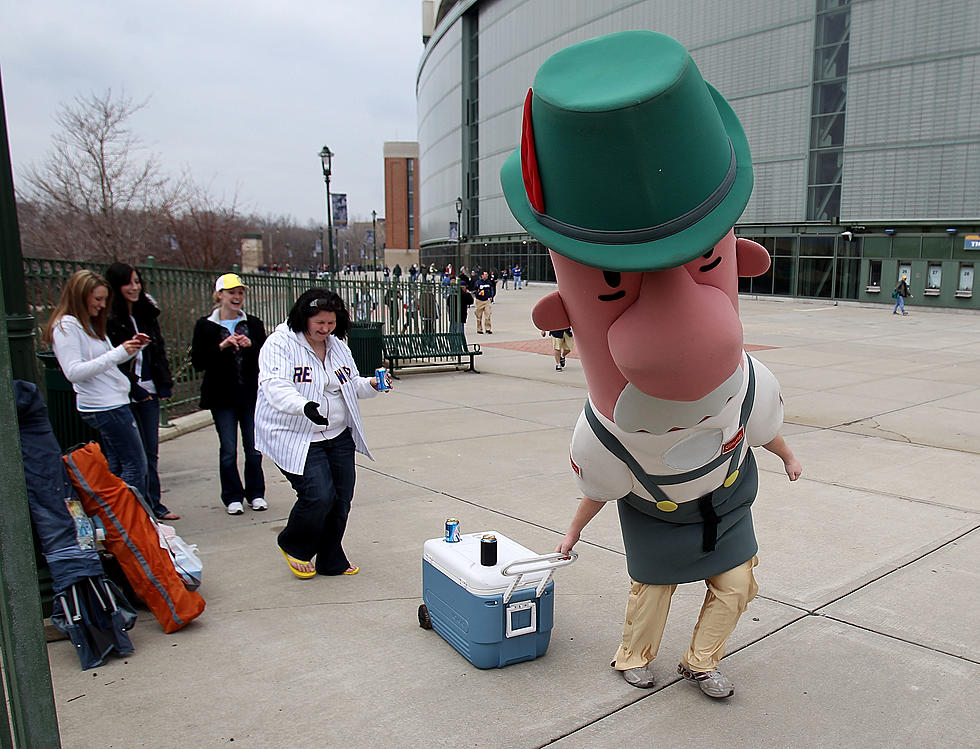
[607,267,744,402]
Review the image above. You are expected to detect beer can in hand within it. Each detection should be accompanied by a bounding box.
[445,518,460,543]
[375,367,391,391]
[480,534,497,566]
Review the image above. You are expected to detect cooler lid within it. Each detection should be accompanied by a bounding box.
[423,531,549,596]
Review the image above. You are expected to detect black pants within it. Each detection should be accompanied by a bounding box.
[277,429,356,574]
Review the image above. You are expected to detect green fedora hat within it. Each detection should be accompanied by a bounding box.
[500,30,753,272]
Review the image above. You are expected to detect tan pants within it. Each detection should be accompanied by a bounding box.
[475,299,492,332]
[613,556,758,673]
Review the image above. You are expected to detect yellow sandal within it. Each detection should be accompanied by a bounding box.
[279,547,316,579]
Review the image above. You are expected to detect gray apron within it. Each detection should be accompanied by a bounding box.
[584,357,759,584]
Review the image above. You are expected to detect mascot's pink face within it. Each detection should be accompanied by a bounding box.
[533,231,770,427]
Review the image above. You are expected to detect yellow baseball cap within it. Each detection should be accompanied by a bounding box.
[215,273,248,291]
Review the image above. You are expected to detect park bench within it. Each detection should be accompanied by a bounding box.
[382,332,482,374]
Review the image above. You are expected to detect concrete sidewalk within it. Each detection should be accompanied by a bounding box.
[47,286,980,748]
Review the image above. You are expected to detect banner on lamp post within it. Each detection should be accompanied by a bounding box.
[331,193,348,227]
[449,221,458,241]
[366,229,374,246]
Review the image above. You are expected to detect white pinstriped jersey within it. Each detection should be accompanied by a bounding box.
[254,322,377,475]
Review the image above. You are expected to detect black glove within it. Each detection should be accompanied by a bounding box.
[303,401,328,426]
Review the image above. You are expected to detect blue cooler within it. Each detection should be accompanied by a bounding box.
[420,531,577,669]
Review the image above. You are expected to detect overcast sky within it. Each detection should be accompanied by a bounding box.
[1,0,423,225]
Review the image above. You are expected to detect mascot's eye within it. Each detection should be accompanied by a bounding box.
[598,270,625,301]
[699,253,722,272]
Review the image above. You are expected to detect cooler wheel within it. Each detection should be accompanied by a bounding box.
[418,603,432,629]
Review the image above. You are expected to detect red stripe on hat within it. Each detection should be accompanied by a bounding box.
[521,89,545,213]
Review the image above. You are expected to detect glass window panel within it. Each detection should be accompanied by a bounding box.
[809,150,844,186]
[772,256,793,295]
[817,0,851,14]
[835,257,861,299]
[812,81,847,115]
[799,257,834,298]
[926,264,942,289]
[921,236,951,259]
[814,45,849,82]
[773,236,796,256]
[810,113,846,149]
[863,237,891,258]
[807,185,841,221]
[800,236,835,257]
[892,236,920,258]
[816,8,850,42]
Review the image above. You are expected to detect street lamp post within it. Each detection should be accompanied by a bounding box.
[319,146,335,275]
[371,209,379,281]
[455,195,463,274]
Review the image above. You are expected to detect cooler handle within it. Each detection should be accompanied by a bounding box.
[500,551,577,604]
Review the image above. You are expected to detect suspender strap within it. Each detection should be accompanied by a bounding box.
[582,356,758,519]
[698,492,719,552]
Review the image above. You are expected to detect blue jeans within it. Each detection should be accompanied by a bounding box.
[211,404,265,505]
[278,429,356,574]
[80,405,149,502]
[893,295,906,313]
[131,396,170,517]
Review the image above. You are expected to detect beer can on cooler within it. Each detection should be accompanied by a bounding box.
[445,518,460,543]
[375,367,390,391]
[480,534,498,566]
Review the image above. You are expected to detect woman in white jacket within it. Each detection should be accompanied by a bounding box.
[44,270,150,498]
[255,289,388,579]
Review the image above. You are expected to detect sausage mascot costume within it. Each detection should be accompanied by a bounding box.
[500,30,801,699]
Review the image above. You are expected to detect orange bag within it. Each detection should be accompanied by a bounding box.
[64,442,205,633]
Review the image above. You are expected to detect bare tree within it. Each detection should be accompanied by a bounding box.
[20,89,182,262]
[165,180,248,269]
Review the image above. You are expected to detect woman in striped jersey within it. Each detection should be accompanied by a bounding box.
[254,289,389,579]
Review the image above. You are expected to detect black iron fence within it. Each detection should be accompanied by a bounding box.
[23,258,463,422]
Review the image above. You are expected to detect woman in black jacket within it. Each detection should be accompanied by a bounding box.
[105,262,179,520]
[191,273,267,516]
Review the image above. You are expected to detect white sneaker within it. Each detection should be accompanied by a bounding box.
[226,501,244,515]
[247,498,268,511]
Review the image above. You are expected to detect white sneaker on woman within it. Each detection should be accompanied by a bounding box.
[247,498,268,511]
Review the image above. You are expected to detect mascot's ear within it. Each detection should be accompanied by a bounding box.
[735,238,771,278]
[532,291,571,331]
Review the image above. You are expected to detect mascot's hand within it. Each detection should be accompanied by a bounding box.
[304,402,329,426]
[556,530,579,555]
[785,458,803,481]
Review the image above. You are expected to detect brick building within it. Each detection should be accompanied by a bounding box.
[383,142,420,251]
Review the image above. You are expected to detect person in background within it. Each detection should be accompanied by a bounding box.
[105,262,179,520]
[542,328,574,371]
[447,280,474,334]
[893,274,912,315]
[191,273,267,516]
[254,289,388,579]
[512,264,523,289]
[45,270,149,501]
[473,270,496,334]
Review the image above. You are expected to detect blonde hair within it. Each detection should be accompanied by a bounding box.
[43,269,111,344]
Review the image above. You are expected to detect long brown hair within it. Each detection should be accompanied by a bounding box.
[42,269,111,344]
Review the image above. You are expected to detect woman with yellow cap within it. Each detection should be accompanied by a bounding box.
[191,273,268,515]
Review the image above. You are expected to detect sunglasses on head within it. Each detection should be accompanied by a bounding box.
[309,297,337,309]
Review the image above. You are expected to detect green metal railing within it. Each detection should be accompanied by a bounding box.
[24,260,464,420]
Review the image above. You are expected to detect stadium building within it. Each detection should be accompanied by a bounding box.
[416,0,980,308]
